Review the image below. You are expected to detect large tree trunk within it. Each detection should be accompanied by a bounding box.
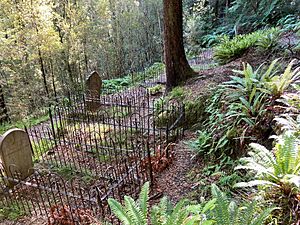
[163,0,196,91]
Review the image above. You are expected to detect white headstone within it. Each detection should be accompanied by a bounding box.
[0,129,33,182]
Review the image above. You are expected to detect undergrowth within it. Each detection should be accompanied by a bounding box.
[0,114,49,135]
[102,63,164,94]
[193,59,300,159]
[214,28,281,64]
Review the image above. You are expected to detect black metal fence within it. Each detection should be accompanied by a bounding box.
[0,90,185,224]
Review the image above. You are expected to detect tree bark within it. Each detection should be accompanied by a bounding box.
[0,84,10,124]
[163,0,196,91]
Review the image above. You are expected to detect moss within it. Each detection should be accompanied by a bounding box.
[153,86,211,129]
[148,84,163,95]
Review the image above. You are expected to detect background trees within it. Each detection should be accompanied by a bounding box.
[183,0,300,54]
[0,0,163,122]
[0,0,299,123]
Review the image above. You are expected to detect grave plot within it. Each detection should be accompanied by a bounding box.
[0,90,184,224]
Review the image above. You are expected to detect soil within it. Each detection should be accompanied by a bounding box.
[151,131,198,205]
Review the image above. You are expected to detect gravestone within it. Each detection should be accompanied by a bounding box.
[86,71,102,111]
[0,129,33,184]
[86,71,102,98]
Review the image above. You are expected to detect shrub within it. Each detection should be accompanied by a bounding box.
[214,29,281,64]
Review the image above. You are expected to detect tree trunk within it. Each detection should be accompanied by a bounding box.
[38,47,50,99]
[214,0,219,19]
[0,84,10,124]
[163,0,196,91]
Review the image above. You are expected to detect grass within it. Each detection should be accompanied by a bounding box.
[32,139,55,162]
[0,114,49,135]
[51,164,95,183]
[87,148,114,162]
[0,202,26,221]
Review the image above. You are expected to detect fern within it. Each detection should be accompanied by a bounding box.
[108,182,149,225]
[235,132,300,191]
[208,184,274,225]
[139,181,150,219]
[108,198,132,225]
[109,182,273,225]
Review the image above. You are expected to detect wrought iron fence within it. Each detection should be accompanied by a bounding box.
[0,90,185,224]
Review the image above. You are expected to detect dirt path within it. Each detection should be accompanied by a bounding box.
[151,132,197,204]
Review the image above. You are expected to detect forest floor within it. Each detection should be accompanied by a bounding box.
[151,131,197,204]
[149,55,245,204]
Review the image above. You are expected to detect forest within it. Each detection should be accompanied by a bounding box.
[0,0,300,224]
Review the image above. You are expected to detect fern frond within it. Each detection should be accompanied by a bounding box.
[139,182,150,218]
[124,196,146,225]
[108,198,132,225]
[234,180,279,188]
[165,200,188,225]
[250,207,276,225]
[211,184,230,225]
[151,196,169,225]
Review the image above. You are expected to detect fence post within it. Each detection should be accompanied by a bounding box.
[146,142,154,184]
[49,107,56,142]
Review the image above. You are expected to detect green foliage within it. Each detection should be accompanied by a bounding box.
[214,33,258,64]
[275,91,300,136]
[263,60,300,97]
[32,139,55,162]
[148,85,163,95]
[102,63,165,94]
[0,114,49,135]
[154,86,207,129]
[235,132,300,190]
[214,29,281,64]
[208,184,274,225]
[108,182,273,225]
[187,158,248,200]
[0,0,164,122]
[151,198,193,225]
[193,59,299,158]
[102,76,132,94]
[0,203,26,221]
[256,28,281,52]
[235,131,300,223]
[277,15,300,32]
[226,0,299,33]
[108,182,150,225]
[51,164,95,183]
[168,87,185,100]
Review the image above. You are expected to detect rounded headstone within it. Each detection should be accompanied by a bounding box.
[0,129,33,182]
